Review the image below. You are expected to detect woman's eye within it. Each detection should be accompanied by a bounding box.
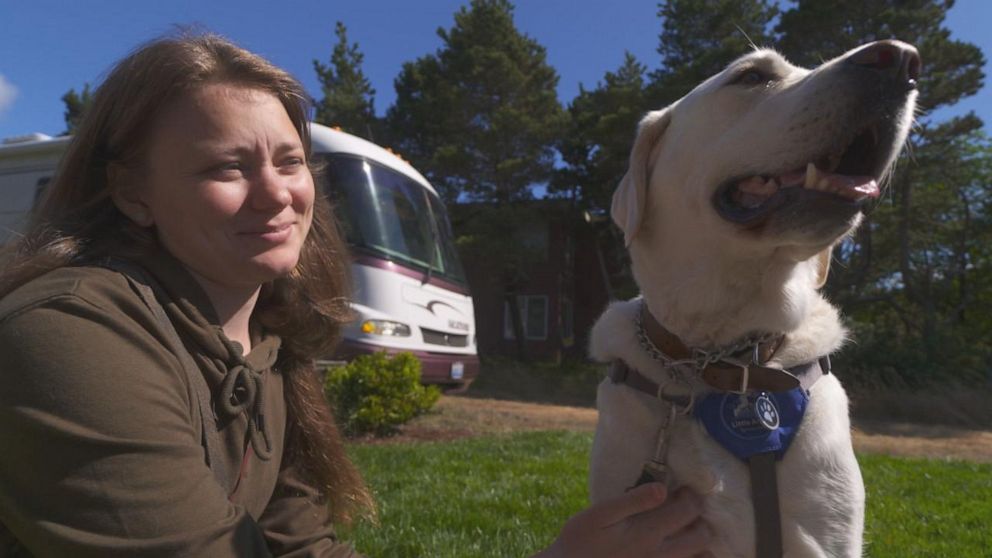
[279,157,305,172]
[208,162,244,179]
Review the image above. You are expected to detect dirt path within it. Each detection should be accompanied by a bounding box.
[851,420,992,463]
[389,396,992,462]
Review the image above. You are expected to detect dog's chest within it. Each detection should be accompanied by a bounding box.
[591,375,864,557]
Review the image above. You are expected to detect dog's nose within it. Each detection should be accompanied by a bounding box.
[847,40,921,87]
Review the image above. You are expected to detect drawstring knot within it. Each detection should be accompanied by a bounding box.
[219,364,273,460]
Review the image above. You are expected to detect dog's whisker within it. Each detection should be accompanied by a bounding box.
[735,24,760,52]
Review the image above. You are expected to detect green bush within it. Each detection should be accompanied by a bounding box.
[324,352,441,437]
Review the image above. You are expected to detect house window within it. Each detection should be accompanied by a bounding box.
[503,295,548,340]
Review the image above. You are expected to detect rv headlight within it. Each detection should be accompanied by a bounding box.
[360,320,411,337]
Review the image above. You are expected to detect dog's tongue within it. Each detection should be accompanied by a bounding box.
[825,175,879,200]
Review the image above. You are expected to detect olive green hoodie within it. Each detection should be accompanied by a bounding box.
[0,250,360,557]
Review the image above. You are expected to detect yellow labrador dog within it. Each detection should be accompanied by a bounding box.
[589,41,919,557]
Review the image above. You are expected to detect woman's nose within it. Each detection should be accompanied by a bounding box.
[249,165,294,210]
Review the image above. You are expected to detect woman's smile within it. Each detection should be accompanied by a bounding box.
[237,221,297,244]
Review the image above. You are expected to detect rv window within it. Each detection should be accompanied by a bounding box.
[320,154,467,285]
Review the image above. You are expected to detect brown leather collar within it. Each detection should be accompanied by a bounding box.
[641,305,782,363]
[639,305,801,392]
[610,356,831,399]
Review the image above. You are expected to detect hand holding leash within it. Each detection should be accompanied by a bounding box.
[534,483,712,558]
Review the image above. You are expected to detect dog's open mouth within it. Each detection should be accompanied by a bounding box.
[714,124,887,225]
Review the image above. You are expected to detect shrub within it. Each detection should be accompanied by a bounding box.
[324,352,441,437]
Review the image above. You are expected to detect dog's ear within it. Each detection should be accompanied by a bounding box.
[612,108,672,246]
[814,247,832,289]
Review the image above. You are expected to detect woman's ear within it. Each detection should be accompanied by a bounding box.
[108,163,153,227]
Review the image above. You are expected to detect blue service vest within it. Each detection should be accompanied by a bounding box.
[694,388,809,461]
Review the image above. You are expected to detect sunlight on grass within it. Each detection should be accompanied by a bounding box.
[344,431,590,557]
[861,454,992,557]
[343,432,992,558]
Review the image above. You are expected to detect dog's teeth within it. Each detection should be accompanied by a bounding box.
[818,177,831,191]
[804,162,819,189]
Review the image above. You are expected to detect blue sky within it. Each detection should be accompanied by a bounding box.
[0,0,988,140]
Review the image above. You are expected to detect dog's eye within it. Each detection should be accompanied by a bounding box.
[732,69,771,87]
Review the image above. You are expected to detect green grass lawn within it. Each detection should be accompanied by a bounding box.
[343,431,992,558]
[861,454,992,557]
[342,431,590,557]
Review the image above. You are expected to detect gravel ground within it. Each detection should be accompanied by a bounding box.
[374,395,992,463]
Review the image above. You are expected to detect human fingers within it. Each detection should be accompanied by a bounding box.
[628,487,703,545]
[657,519,712,557]
[533,483,668,558]
[587,482,668,527]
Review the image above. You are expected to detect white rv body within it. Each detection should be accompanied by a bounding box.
[0,134,70,244]
[309,125,479,385]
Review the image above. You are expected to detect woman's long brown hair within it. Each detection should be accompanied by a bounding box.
[0,32,374,523]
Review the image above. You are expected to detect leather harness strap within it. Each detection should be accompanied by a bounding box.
[701,361,798,393]
[609,355,829,399]
[610,357,828,558]
[750,452,783,557]
[610,310,832,558]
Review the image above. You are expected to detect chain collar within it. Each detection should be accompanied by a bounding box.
[634,298,780,375]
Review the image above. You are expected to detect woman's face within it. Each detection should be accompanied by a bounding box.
[136,83,314,290]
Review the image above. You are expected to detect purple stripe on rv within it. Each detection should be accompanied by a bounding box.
[334,338,480,385]
[352,253,471,296]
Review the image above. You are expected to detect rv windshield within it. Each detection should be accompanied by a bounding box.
[319,154,467,286]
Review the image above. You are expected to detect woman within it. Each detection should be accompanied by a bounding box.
[0,33,707,557]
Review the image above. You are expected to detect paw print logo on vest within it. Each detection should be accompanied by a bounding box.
[697,388,808,460]
[754,394,780,430]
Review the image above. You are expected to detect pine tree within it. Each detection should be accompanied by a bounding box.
[385,0,565,204]
[554,52,649,212]
[61,84,93,135]
[385,0,566,359]
[313,22,378,140]
[650,0,779,104]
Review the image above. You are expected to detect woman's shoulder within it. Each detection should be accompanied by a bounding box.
[0,263,187,398]
[0,265,139,325]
